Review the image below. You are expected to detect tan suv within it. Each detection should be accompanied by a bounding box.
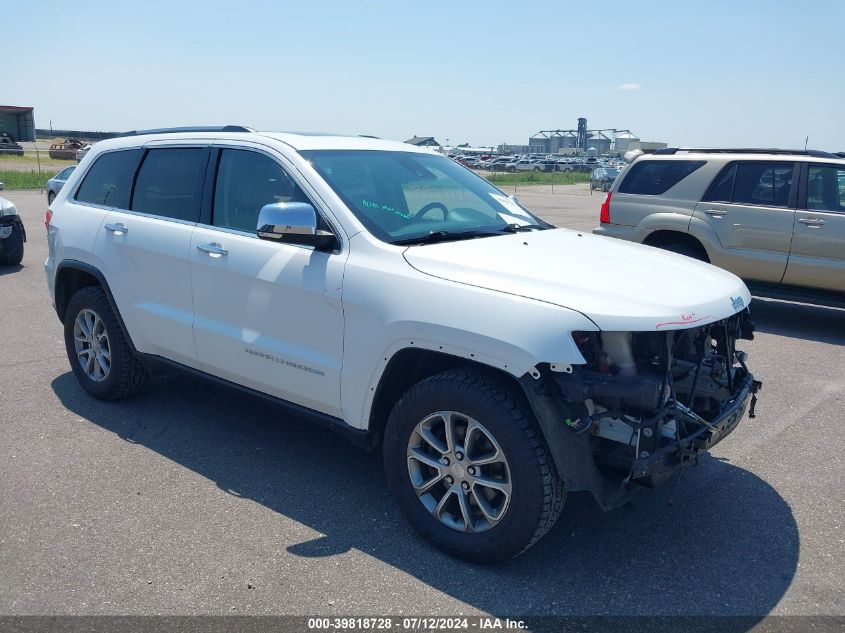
[593,148,845,306]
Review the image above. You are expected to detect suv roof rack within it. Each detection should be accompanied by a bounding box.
[653,147,840,159]
[118,125,255,137]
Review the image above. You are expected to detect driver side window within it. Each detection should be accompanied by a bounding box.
[212,149,309,233]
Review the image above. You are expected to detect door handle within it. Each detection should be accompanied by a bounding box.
[196,242,228,257]
[797,218,825,228]
[104,222,128,235]
[704,209,727,218]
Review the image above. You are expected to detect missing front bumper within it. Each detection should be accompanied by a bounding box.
[629,373,760,481]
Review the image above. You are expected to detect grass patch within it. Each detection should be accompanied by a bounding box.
[0,154,76,169]
[0,171,51,190]
[485,171,590,185]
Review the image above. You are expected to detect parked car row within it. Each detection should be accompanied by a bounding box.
[449,152,625,174]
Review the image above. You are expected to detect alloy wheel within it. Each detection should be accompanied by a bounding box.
[407,411,512,533]
[73,308,111,382]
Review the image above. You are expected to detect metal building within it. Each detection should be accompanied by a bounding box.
[0,105,35,142]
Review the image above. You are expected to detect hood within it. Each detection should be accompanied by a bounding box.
[403,228,751,332]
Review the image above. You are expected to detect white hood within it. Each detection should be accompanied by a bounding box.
[403,228,751,332]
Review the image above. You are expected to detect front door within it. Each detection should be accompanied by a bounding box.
[782,163,845,292]
[189,147,346,417]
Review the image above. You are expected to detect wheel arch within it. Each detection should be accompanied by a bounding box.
[643,230,710,261]
[368,348,617,509]
[54,260,137,352]
[367,347,533,445]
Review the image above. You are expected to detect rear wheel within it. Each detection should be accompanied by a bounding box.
[63,286,148,400]
[383,369,565,562]
[48,191,56,205]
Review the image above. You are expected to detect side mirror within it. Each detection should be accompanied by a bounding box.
[257,202,336,250]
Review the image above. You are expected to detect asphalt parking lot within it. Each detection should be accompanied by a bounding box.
[1,187,843,622]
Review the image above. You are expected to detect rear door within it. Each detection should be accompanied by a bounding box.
[692,160,797,283]
[95,144,209,365]
[782,162,845,292]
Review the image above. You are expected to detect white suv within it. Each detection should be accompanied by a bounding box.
[46,127,760,561]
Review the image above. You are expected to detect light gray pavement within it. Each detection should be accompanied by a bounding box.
[0,187,843,620]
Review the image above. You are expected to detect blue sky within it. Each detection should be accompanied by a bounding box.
[4,1,844,150]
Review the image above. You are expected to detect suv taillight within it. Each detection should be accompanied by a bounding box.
[45,210,53,230]
[599,192,611,224]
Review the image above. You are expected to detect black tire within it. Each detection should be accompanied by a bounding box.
[0,222,24,266]
[658,241,708,262]
[383,369,565,562]
[48,191,56,205]
[63,285,148,400]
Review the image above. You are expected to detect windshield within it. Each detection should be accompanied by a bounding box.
[302,150,549,244]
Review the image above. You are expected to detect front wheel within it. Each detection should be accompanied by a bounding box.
[383,369,565,562]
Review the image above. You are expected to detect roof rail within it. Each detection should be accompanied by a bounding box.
[118,125,255,137]
[653,147,840,159]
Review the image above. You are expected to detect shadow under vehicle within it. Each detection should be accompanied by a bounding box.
[52,367,799,625]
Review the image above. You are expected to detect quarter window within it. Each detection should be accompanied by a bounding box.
[806,165,845,212]
[702,164,736,202]
[131,148,206,222]
[212,149,309,233]
[617,160,706,195]
[75,149,142,209]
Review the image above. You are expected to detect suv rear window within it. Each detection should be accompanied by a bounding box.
[618,160,705,195]
[75,149,142,209]
[131,148,206,222]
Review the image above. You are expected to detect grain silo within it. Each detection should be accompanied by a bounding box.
[613,131,640,152]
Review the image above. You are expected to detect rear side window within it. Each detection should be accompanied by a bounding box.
[732,162,795,207]
[75,149,142,209]
[618,160,706,195]
[131,148,206,222]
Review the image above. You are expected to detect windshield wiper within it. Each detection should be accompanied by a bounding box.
[500,223,547,232]
[392,230,497,246]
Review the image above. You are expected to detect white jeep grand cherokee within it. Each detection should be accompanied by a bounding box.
[45,127,761,561]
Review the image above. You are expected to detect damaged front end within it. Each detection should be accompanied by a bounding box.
[521,309,761,509]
